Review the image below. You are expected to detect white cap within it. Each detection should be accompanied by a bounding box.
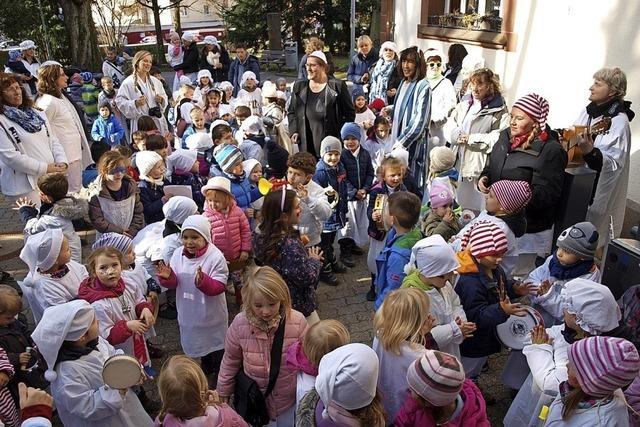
[32,300,95,382]
[197,69,212,81]
[203,35,218,45]
[135,150,164,178]
[20,40,37,50]
[201,176,232,197]
[185,132,214,150]
[181,214,212,244]
[389,147,409,168]
[561,279,621,335]
[308,50,327,64]
[241,71,258,87]
[167,148,198,173]
[163,196,198,224]
[404,235,460,276]
[243,159,261,176]
[181,31,196,42]
[240,115,263,136]
[219,81,233,91]
[218,104,234,117]
[19,229,64,273]
[425,48,446,63]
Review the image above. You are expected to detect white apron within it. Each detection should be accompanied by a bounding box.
[503,373,556,427]
[170,244,229,357]
[340,198,370,247]
[97,196,136,239]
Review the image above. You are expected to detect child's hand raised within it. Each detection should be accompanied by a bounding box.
[499,297,527,317]
[295,183,308,200]
[139,307,155,327]
[127,320,149,334]
[12,197,36,210]
[537,280,552,296]
[308,246,324,262]
[156,261,172,280]
[456,317,477,338]
[0,371,9,388]
[513,282,537,296]
[530,324,553,345]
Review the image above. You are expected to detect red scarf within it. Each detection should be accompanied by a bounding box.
[510,129,548,150]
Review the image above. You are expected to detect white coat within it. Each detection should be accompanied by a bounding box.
[35,93,92,167]
[132,220,165,279]
[528,255,601,325]
[424,284,466,360]
[427,76,457,150]
[0,111,67,197]
[545,389,629,427]
[576,110,631,247]
[236,88,262,116]
[451,210,518,276]
[296,180,332,247]
[522,325,569,395]
[20,260,87,324]
[50,337,153,427]
[169,243,229,357]
[115,74,169,136]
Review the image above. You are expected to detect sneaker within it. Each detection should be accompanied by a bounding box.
[340,253,356,268]
[320,271,339,286]
[158,303,178,320]
[366,285,376,302]
[146,340,164,359]
[351,246,364,256]
[331,260,347,274]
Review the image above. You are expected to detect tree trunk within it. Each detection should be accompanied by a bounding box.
[151,0,167,64]
[172,0,182,34]
[58,0,101,69]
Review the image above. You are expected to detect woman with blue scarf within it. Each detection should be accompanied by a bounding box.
[0,73,67,206]
[368,41,402,105]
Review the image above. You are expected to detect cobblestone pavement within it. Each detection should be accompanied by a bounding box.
[0,193,512,425]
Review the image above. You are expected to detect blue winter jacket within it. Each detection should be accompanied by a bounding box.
[340,148,375,200]
[229,172,261,211]
[228,55,261,96]
[91,114,125,146]
[374,227,424,310]
[455,251,519,358]
[347,50,380,93]
[313,159,348,231]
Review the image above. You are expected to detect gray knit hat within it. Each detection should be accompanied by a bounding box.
[320,136,342,156]
[556,221,599,259]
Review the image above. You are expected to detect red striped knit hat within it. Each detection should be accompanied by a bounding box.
[490,180,532,213]
[568,336,640,398]
[461,221,508,258]
[406,350,465,406]
[513,93,550,131]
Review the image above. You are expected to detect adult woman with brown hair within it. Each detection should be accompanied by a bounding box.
[35,64,93,193]
[444,67,509,212]
[0,73,67,205]
[116,50,169,138]
[288,51,354,158]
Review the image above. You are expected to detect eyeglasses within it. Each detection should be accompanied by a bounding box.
[427,62,442,68]
[109,166,127,175]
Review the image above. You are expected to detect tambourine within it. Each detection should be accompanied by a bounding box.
[496,306,544,350]
[102,354,144,389]
[324,186,340,209]
[373,194,389,231]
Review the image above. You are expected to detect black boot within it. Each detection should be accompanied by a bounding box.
[331,259,347,273]
[339,239,356,268]
[319,263,339,286]
[351,245,364,256]
[366,274,377,301]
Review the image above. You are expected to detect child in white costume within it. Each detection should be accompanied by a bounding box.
[401,235,475,360]
[157,215,229,386]
[504,278,622,427]
[18,229,87,323]
[31,300,153,427]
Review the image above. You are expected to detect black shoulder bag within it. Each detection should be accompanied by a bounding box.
[234,316,286,427]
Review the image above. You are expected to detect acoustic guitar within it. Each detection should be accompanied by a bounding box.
[558,117,612,166]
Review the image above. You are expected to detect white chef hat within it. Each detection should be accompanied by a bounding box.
[19,229,64,273]
[31,300,95,382]
[404,235,460,276]
[163,196,198,225]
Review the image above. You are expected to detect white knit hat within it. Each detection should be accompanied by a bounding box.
[181,214,212,244]
[185,132,214,150]
[379,41,398,58]
[404,235,460,276]
[203,35,218,45]
[561,278,621,335]
[168,148,198,173]
[31,300,95,382]
[163,196,198,224]
[316,343,379,419]
[261,81,277,98]
[136,150,164,177]
[19,229,64,273]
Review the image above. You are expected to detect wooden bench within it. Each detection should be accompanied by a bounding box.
[259,50,286,71]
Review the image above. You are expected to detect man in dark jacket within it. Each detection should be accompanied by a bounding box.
[228,44,261,96]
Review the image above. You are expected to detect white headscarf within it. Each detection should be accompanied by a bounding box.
[185,132,214,151]
[19,229,64,273]
[404,235,460,276]
[241,71,258,87]
[561,278,621,334]
[242,159,261,177]
[31,300,95,382]
[163,197,198,225]
[168,148,198,173]
[181,214,212,244]
[316,343,379,421]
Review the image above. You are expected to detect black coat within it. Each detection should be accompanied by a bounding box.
[287,79,355,156]
[138,180,166,224]
[480,130,568,233]
[199,45,231,83]
[174,43,200,74]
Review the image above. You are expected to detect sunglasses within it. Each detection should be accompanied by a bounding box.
[109,166,127,175]
[427,62,442,68]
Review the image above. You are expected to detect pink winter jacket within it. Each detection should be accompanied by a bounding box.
[217,310,308,419]
[154,404,248,427]
[203,201,252,261]
[394,379,491,427]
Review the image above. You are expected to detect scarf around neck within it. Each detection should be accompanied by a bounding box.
[3,106,45,133]
[586,98,636,122]
[548,252,594,281]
